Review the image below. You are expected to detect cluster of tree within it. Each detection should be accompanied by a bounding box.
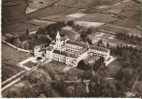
[50,79,88,97]
[110,46,142,97]
[76,46,142,97]
[36,21,66,39]
[4,21,66,50]
[93,57,105,71]
[88,74,125,97]
[4,30,35,49]
[77,58,126,97]
[4,69,58,97]
[78,57,105,71]
[23,21,66,49]
[4,19,95,50]
[77,60,91,70]
[116,33,142,45]
[66,20,75,27]
[69,57,111,96]
[66,59,125,97]
[65,20,93,44]
[73,46,142,97]
[41,62,91,97]
[79,28,93,44]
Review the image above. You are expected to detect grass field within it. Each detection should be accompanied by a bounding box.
[2,63,24,81]
[27,0,121,19]
[2,43,31,81]
[2,43,31,66]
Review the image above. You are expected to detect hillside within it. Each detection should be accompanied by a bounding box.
[2,0,28,34]
[27,0,121,18]
[2,0,142,34]
[27,0,141,31]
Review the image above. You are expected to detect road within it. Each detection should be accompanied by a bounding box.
[17,57,35,71]
[2,71,25,87]
[2,58,52,93]
[2,40,31,53]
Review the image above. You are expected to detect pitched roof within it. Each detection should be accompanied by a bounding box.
[90,46,109,53]
[66,40,87,47]
[53,49,78,58]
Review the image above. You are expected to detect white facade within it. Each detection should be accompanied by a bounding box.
[88,48,110,58]
[45,49,53,59]
[34,46,43,58]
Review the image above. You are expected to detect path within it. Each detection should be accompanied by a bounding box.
[2,40,31,53]
[2,71,25,87]
[2,57,52,93]
[105,56,117,66]
[17,57,35,71]
[2,78,22,92]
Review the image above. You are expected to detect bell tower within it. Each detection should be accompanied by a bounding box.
[55,31,62,49]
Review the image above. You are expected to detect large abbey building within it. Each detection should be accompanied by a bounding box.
[34,32,111,67]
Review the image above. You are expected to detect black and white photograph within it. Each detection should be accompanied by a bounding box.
[1,0,142,98]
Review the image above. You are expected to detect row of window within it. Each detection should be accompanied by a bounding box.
[52,53,77,64]
[66,49,80,53]
[66,44,82,50]
[53,53,66,62]
[88,51,107,58]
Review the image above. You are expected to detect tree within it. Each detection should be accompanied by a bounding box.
[80,70,93,80]
[88,74,124,97]
[36,27,46,35]
[93,57,105,71]
[13,37,22,47]
[77,60,91,70]
[5,81,37,97]
[67,20,74,27]
[88,74,103,97]
[21,40,30,49]
[97,40,103,47]
[86,28,92,35]
[4,33,17,43]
